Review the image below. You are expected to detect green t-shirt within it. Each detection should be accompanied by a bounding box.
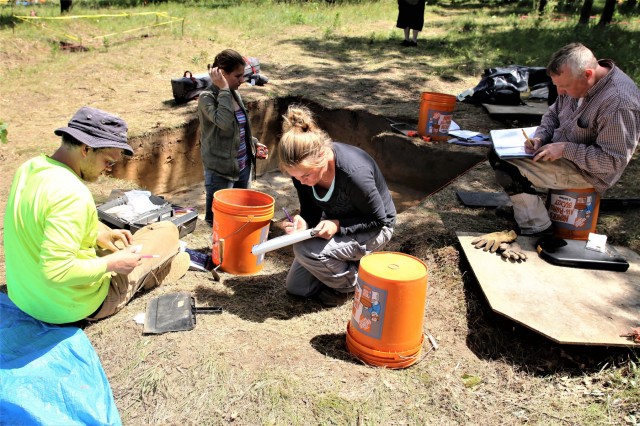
[4,154,110,324]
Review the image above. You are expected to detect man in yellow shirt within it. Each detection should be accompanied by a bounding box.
[4,106,189,324]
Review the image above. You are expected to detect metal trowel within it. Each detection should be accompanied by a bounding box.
[143,291,223,335]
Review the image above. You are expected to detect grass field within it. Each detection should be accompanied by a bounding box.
[1,0,639,425]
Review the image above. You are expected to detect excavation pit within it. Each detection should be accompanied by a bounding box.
[111,97,488,215]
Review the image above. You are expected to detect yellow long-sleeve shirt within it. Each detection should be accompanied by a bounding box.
[4,154,110,324]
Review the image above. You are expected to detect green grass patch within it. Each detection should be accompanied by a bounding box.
[3,1,639,81]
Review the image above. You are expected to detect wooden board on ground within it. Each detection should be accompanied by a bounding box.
[482,102,549,117]
[457,232,640,347]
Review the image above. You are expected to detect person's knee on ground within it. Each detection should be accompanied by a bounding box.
[285,259,324,298]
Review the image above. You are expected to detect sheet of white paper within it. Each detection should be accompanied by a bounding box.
[586,233,607,253]
[448,130,481,139]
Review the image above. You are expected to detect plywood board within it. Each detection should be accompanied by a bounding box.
[457,232,640,347]
[482,102,549,117]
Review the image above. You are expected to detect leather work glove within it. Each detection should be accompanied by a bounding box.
[471,230,517,253]
[499,242,527,262]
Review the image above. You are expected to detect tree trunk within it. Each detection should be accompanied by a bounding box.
[621,0,637,13]
[598,0,616,26]
[578,0,593,24]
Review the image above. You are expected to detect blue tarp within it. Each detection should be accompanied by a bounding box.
[0,292,121,425]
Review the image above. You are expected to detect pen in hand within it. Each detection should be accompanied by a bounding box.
[522,129,534,149]
[283,207,294,223]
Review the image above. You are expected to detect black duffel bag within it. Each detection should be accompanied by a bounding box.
[171,71,211,104]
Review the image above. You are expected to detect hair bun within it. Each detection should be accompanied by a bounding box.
[287,106,313,132]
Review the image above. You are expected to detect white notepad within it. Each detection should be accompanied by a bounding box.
[490,126,537,159]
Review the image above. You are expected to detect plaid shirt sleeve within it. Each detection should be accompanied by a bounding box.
[535,60,640,193]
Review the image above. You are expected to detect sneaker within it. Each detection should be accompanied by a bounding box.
[316,286,354,308]
[142,252,190,290]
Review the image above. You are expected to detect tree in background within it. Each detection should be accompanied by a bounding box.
[598,0,617,25]
[621,0,638,12]
[578,0,594,24]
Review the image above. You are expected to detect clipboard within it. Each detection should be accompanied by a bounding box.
[490,126,537,159]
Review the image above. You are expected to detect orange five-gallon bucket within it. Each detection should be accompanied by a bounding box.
[417,92,457,141]
[547,188,601,241]
[212,188,275,275]
[346,252,428,369]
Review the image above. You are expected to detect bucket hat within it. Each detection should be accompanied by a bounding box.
[54,106,134,156]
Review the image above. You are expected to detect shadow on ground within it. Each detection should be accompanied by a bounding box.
[192,272,326,323]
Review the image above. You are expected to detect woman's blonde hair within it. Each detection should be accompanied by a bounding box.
[278,104,333,172]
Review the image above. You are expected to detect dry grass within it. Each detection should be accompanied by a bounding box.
[1,1,639,425]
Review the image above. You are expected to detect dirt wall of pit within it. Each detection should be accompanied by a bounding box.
[112,97,488,196]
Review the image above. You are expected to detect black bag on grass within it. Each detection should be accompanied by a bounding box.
[243,57,269,86]
[171,71,211,104]
[463,65,553,106]
[468,66,529,106]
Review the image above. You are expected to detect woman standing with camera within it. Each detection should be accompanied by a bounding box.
[198,49,267,226]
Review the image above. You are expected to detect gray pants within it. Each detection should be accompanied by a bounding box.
[507,158,593,234]
[286,226,393,297]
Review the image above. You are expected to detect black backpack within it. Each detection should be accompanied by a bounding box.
[171,71,211,104]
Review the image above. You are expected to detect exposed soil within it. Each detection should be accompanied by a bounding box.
[1,10,639,425]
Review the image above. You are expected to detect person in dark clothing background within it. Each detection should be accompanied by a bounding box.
[396,0,427,47]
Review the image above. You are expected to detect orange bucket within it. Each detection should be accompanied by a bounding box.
[547,188,600,240]
[417,92,456,141]
[346,252,428,369]
[212,188,275,275]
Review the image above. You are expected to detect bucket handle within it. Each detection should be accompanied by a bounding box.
[213,214,255,243]
[212,215,256,265]
[399,334,438,366]
[211,239,224,281]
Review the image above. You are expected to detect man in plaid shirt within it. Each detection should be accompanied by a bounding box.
[490,43,640,235]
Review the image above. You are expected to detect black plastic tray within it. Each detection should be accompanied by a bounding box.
[536,237,629,272]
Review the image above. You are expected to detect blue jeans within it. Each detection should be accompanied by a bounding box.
[204,166,251,225]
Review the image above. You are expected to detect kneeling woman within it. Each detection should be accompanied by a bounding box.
[278,105,396,307]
